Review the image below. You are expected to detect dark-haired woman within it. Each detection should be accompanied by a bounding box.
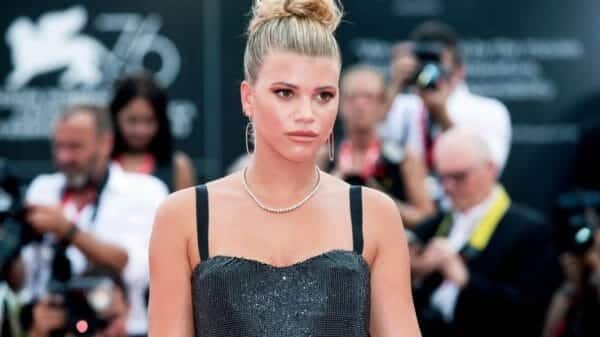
[110,72,196,192]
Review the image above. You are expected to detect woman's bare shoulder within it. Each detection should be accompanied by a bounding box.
[151,187,196,239]
[152,172,245,241]
[159,186,195,212]
[319,172,397,214]
[359,186,405,241]
[318,170,350,194]
[204,171,245,200]
[362,186,402,220]
[160,171,243,210]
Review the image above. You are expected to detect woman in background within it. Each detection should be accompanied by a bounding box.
[110,72,196,191]
[332,65,435,228]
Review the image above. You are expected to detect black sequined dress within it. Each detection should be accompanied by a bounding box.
[191,185,371,337]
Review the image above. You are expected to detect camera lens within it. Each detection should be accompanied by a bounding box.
[416,63,443,90]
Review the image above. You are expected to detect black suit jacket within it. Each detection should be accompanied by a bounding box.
[413,203,562,337]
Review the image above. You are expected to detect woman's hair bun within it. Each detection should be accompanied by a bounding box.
[248,0,342,34]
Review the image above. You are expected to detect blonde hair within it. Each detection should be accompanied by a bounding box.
[244,0,343,84]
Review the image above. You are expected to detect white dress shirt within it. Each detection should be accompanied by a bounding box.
[19,164,168,335]
[378,83,512,172]
[378,93,423,150]
[430,186,501,321]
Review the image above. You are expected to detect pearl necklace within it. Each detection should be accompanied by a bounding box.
[242,167,321,213]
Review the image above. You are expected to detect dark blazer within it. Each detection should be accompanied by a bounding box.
[412,203,563,337]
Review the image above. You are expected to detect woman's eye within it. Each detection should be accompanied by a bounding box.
[316,91,335,102]
[274,89,293,98]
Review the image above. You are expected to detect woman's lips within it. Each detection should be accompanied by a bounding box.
[286,130,319,142]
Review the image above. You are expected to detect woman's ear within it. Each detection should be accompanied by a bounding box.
[240,80,254,118]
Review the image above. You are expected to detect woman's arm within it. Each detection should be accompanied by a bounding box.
[174,151,197,191]
[364,188,422,337]
[397,148,435,228]
[148,191,195,337]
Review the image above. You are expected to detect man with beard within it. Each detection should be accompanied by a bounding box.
[19,104,167,337]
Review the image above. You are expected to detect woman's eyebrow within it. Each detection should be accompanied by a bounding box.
[271,82,298,89]
[271,82,337,91]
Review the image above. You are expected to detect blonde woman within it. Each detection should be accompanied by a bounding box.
[148,1,421,336]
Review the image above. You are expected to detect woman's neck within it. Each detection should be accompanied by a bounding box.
[245,143,319,208]
[117,152,155,173]
[120,151,150,159]
[348,128,377,151]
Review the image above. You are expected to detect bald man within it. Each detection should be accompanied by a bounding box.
[409,128,561,337]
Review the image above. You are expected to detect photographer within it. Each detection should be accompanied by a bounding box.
[1,158,26,337]
[25,269,130,337]
[381,41,419,113]
[543,192,600,337]
[333,65,435,228]
[379,21,512,173]
[20,105,167,337]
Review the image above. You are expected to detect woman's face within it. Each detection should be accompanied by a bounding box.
[117,97,158,152]
[241,50,340,163]
[340,70,386,133]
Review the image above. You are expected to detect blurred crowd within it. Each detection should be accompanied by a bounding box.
[1,20,599,337]
[0,73,196,337]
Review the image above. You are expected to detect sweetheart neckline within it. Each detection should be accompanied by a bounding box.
[191,249,369,274]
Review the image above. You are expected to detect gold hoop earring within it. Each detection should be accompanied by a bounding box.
[245,121,254,155]
[328,132,335,161]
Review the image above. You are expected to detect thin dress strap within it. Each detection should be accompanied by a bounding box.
[195,185,210,261]
[349,185,364,255]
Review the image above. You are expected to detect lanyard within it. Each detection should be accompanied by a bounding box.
[31,170,111,295]
[59,169,110,229]
[60,190,96,225]
[435,186,511,257]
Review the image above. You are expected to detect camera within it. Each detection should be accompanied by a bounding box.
[410,41,446,90]
[45,276,118,337]
[561,215,597,256]
[0,207,42,269]
[556,189,600,256]
[0,160,42,276]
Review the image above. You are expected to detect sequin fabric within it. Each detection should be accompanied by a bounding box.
[191,249,371,337]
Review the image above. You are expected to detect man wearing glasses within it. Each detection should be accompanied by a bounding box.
[408,128,561,337]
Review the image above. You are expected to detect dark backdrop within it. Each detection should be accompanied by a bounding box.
[1,0,598,216]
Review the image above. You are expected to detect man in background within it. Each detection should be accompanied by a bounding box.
[379,21,512,174]
[409,128,560,337]
[20,104,167,337]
